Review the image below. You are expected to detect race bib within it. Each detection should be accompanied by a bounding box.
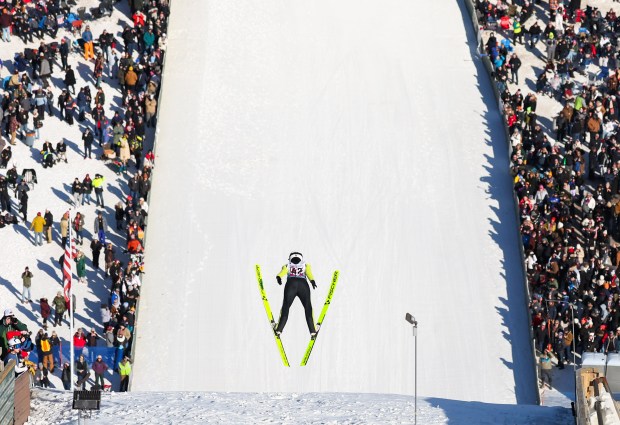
[288,262,306,278]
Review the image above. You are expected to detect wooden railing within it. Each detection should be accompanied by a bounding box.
[0,360,15,425]
[0,360,32,425]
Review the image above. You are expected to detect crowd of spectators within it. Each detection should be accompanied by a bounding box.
[0,0,169,392]
[476,0,620,389]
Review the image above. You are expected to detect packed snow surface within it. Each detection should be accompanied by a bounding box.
[132,0,537,404]
[27,389,570,425]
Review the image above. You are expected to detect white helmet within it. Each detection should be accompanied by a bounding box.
[289,252,303,264]
[8,337,21,348]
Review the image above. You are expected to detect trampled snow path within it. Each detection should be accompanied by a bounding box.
[26,388,571,425]
[132,0,537,404]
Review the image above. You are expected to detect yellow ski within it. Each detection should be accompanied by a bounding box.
[301,271,339,366]
[256,264,290,367]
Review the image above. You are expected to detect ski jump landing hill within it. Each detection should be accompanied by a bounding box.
[132,0,537,404]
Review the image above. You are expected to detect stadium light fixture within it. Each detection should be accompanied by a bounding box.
[405,313,418,425]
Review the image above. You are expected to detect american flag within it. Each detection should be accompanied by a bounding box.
[62,211,76,304]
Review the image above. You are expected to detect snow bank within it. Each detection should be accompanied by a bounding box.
[27,389,570,425]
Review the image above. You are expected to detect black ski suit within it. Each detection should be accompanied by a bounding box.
[276,262,316,334]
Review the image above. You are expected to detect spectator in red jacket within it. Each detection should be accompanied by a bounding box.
[127,235,143,253]
[40,298,51,330]
[0,8,12,43]
[73,328,87,349]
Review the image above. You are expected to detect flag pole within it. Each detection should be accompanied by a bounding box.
[69,208,74,392]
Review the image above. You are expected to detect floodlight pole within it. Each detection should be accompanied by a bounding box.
[405,313,418,425]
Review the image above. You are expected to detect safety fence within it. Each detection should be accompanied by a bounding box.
[27,345,123,373]
[460,0,541,404]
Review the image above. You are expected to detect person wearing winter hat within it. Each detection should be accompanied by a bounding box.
[92,174,105,207]
[4,338,28,375]
[29,212,46,246]
[0,309,28,358]
[92,354,108,389]
[119,356,131,392]
[61,362,71,390]
[40,298,51,330]
[52,291,67,328]
[104,326,115,347]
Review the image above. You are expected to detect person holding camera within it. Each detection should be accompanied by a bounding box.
[21,266,33,304]
[0,309,29,360]
[539,347,555,389]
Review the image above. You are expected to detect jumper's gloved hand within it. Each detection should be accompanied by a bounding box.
[311,280,317,289]
[276,276,282,285]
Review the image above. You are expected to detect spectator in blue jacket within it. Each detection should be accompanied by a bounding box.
[82,25,95,60]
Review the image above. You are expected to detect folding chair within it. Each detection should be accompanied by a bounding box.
[71,19,83,36]
[101,144,116,164]
[20,169,38,190]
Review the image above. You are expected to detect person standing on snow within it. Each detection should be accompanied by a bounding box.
[21,266,33,304]
[29,212,46,246]
[275,252,317,336]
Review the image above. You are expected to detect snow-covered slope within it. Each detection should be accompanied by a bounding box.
[132,0,537,403]
[27,389,570,425]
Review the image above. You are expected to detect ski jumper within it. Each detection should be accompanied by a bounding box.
[276,261,316,334]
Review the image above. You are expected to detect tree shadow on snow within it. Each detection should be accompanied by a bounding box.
[456,0,538,404]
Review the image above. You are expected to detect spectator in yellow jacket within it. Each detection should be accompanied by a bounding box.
[119,356,131,392]
[30,212,46,246]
